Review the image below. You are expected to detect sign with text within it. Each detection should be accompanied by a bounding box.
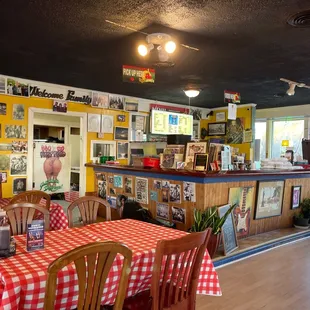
[29,84,92,104]
[150,103,190,114]
[224,90,241,104]
[123,65,155,84]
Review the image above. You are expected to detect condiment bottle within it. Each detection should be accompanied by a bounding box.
[0,208,10,250]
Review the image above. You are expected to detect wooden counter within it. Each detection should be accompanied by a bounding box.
[86,163,310,237]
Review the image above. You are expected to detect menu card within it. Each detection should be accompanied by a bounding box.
[26,220,45,252]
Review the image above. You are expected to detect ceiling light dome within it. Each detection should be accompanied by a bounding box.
[165,41,176,54]
[183,89,200,98]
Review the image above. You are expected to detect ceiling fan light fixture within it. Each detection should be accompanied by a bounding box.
[138,44,148,56]
[183,89,200,98]
[165,41,176,54]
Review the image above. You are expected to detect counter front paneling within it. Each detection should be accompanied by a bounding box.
[86,163,310,237]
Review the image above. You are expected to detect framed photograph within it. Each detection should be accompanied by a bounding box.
[218,204,238,255]
[88,114,101,133]
[12,141,28,153]
[194,153,209,171]
[117,115,126,122]
[5,125,27,139]
[291,186,301,209]
[183,182,196,202]
[172,206,186,224]
[113,175,123,188]
[53,100,67,113]
[114,127,129,140]
[254,180,285,219]
[91,92,109,108]
[216,112,226,122]
[7,78,29,97]
[109,95,124,110]
[185,142,207,170]
[125,98,139,112]
[0,172,7,183]
[208,122,226,136]
[101,115,114,134]
[156,203,169,220]
[10,155,27,176]
[169,184,181,203]
[117,142,129,159]
[13,178,27,194]
[0,155,10,170]
[124,177,133,194]
[0,76,5,94]
[227,118,244,144]
[135,177,148,204]
[0,103,7,115]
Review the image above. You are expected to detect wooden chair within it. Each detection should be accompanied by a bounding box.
[67,196,112,228]
[10,190,51,210]
[4,203,50,235]
[44,241,132,310]
[123,229,212,310]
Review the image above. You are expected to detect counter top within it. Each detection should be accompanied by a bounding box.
[86,163,310,183]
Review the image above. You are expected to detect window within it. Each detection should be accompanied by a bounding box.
[255,122,267,160]
[271,120,304,159]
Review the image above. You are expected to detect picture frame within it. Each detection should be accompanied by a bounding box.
[114,127,129,140]
[117,142,129,159]
[254,180,285,219]
[208,122,226,136]
[216,112,226,122]
[185,142,207,170]
[218,204,238,255]
[291,186,301,209]
[194,153,209,171]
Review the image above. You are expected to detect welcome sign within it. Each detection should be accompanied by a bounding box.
[29,84,92,104]
[123,65,155,84]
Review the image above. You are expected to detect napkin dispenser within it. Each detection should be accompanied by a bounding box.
[0,208,13,257]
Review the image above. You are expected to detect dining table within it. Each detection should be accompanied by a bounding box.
[0,198,68,231]
[0,219,222,310]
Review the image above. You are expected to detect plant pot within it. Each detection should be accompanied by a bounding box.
[207,233,221,258]
[293,217,309,227]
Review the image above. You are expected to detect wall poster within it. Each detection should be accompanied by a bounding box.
[33,143,70,194]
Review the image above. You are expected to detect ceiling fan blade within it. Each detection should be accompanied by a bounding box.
[180,43,199,51]
[105,20,148,35]
[302,84,310,89]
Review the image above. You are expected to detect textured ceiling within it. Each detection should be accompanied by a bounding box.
[0,0,310,109]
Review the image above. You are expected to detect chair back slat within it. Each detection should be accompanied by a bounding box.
[44,241,132,310]
[151,229,211,310]
[4,203,50,235]
[68,196,111,228]
[10,190,51,210]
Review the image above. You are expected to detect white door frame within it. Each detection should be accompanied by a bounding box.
[27,108,87,197]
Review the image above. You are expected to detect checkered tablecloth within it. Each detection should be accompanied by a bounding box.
[0,198,68,231]
[0,220,221,310]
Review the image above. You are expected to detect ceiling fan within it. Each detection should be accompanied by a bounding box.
[278,78,310,96]
[105,19,199,52]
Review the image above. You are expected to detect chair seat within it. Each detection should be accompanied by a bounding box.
[123,285,187,310]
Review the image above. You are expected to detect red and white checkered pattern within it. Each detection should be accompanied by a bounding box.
[64,191,79,202]
[0,198,68,231]
[0,220,221,309]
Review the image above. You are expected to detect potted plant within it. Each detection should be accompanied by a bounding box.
[299,198,310,220]
[293,212,309,228]
[191,204,236,258]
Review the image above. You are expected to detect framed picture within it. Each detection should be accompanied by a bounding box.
[194,153,209,171]
[109,95,124,110]
[117,115,126,122]
[291,186,301,209]
[101,115,114,134]
[216,112,225,122]
[254,181,285,219]
[208,122,226,136]
[185,142,207,170]
[53,100,67,113]
[88,114,101,133]
[218,204,238,255]
[91,92,109,108]
[117,142,129,159]
[114,127,129,140]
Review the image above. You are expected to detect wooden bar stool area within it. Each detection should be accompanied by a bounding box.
[44,241,132,310]
[124,229,212,310]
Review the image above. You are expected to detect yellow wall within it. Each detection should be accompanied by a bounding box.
[200,106,254,160]
[0,94,129,198]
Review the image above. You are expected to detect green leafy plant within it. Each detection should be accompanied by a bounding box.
[294,212,304,219]
[191,204,236,235]
[300,198,310,219]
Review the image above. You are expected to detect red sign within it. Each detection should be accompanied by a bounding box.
[224,90,241,104]
[150,103,189,114]
[123,65,155,84]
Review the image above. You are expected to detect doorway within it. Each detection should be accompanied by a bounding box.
[28,108,87,198]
